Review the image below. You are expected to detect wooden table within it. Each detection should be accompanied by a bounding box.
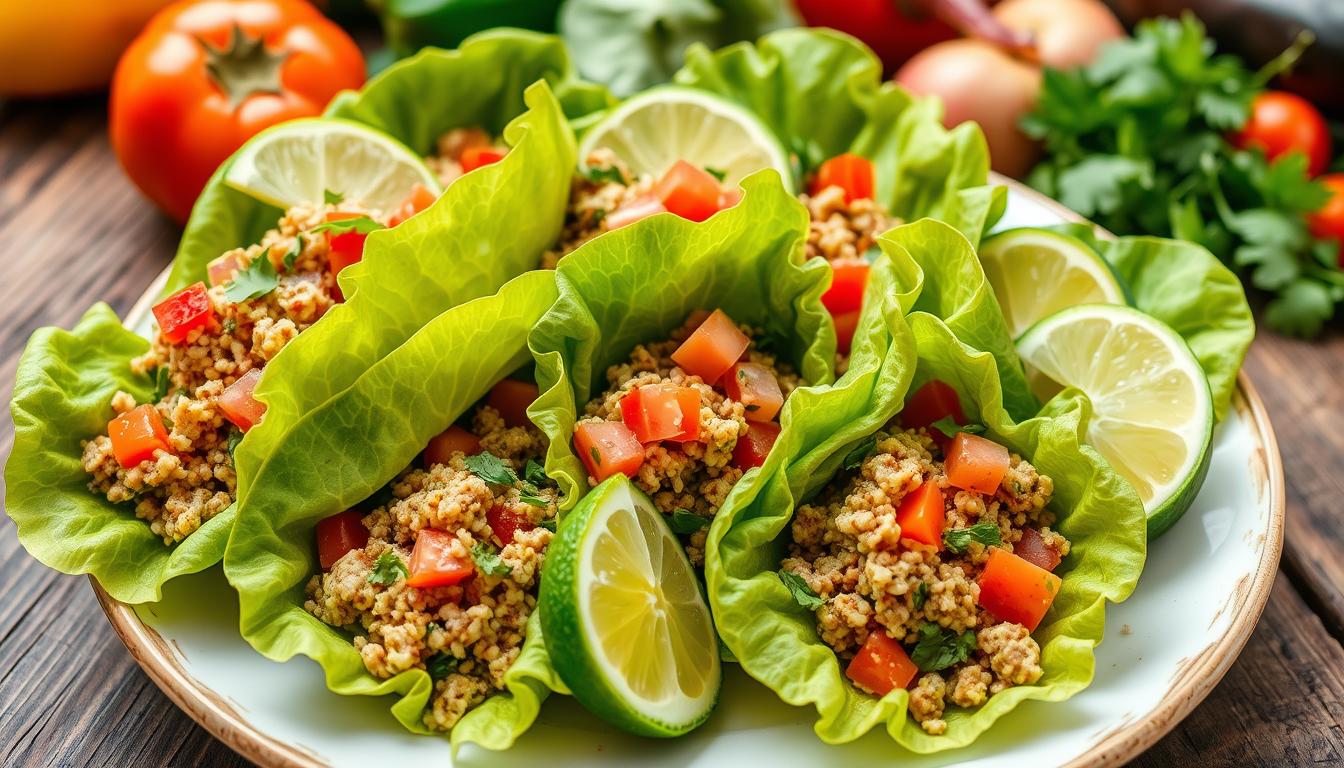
[2,95,1343,768]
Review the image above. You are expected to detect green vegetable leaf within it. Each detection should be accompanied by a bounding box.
[929,416,984,438]
[426,652,458,681]
[227,430,243,461]
[582,165,626,185]
[464,452,519,486]
[323,189,344,205]
[523,459,550,488]
[842,434,877,471]
[942,523,1002,554]
[668,508,710,534]
[777,570,823,610]
[308,216,386,236]
[704,166,727,182]
[471,542,512,577]
[910,623,978,673]
[150,366,172,404]
[282,236,302,271]
[518,488,551,508]
[537,518,557,532]
[223,255,279,303]
[367,552,408,585]
[913,581,929,611]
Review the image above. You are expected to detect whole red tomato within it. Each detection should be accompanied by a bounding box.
[1307,174,1344,267]
[110,0,365,223]
[1233,91,1332,177]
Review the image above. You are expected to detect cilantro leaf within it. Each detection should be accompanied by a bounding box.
[282,236,303,271]
[426,652,458,680]
[519,488,551,508]
[223,256,279,303]
[227,430,243,460]
[928,417,984,439]
[150,366,172,404]
[913,581,929,611]
[842,434,877,471]
[464,452,519,486]
[537,518,557,532]
[367,552,407,585]
[668,508,710,534]
[942,523,1002,554]
[778,570,823,610]
[910,623,978,672]
[323,189,344,205]
[523,459,551,488]
[583,165,625,185]
[471,542,512,577]
[703,166,727,182]
[309,216,386,236]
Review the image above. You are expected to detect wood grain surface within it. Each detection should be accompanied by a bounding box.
[2,95,1343,768]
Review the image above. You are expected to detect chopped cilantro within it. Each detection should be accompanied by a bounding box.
[583,165,625,185]
[519,488,551,508]
[942,523,1003,554]
[223,256,279,303]
[221,318,237,334]
[323,189,344,205]
[913,581,929,611]
[910,623,977,672]
[929,416,984,438]
[778,570,823,610]
[150,366,172,404]
[704,166,727,182]
[668,508,710,534]
[537,518,557,532]
[426,652,458,681]
[282,235,303,271]
[367,552,407,585]
[591,208,607,226]
[523,459,551,488]
[226,430,243,461]
[842,434,877,471]
[464,452,519,486]
[309,216,386,236]
[471,542,512,577]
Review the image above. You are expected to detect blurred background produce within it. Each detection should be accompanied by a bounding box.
[2,0,1341,334]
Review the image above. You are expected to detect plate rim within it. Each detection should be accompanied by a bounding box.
[93,176,1286,768]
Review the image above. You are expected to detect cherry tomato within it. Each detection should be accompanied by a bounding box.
[1233,91,1332,177]
[110,0,366,223]
[1307,174,1344,268]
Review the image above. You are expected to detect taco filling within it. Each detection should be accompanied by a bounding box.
[573,309,800,565]
[780,380,1068,736]
[426,127,509,187]
[80,191,432,545]
[305,380,558,731]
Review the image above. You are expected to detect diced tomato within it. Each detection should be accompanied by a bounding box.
[575,420,645,482]
[900,380,967,449]
[811,153,875,203]
[315,510,369,570]
[833,310,861,355]
[153,282,215,344]
[978,547,1062,631]
[822,260,870,315]
[206,252,245,287]
[671,309,751,383]
[424,425,481,468]
[460,146,506,173]
[732,420,781,469]
[387,183,438,228]
[107,404,172,468]
[721,362,784,422]
[324,211,367,301]
[719,185,743,209]
[944,432,1010,494]
[846,631,918,696]
[620,384,700,443]
[219,368,266,432]
[895,482,945,548]
[1014,527,1062,572]
[487,504,534,547]
[406,528,475,588]
[486,379,539,428]
[654,160,724,222]
[604,197,667,230]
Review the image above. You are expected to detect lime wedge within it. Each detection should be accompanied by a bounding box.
[578,86,793,190]
[1016,305,1213,537]
[223,118,441,211]
[539,475,720,736]
[980,228,1129,339]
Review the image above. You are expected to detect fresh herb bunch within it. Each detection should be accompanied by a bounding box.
[1023,14,1341,336]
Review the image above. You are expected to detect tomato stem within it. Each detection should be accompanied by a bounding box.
[200,23,291,110]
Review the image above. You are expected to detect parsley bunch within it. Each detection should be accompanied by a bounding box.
[1024,14,1342,336]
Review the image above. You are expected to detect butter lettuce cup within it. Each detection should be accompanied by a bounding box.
[225,271,569,752]
[6,73,577,605]
[706,235,1148,751]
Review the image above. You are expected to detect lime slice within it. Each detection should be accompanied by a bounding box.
[980,228,1129,339]
[1016,304,1213,537]
[223,118,441,211]
[578,86,793,190]
[539,475,720,736]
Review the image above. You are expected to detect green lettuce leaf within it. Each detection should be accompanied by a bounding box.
[674,28,1005,246]
[5,305,235,603]
[527,170,833,506]
[225,271,564,751]
[707,292,1147,750]
[165,29,610,296]
[878,219,1038,420]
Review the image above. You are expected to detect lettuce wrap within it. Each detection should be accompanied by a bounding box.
[6,74,577,604]
[225,271,565,752]
[673,28,1005,247]
[165,28,612,297]
[706,238,1147,750]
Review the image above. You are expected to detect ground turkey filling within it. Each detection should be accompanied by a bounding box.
[580,311,800,565]
[81,202,379,543]
[782,427,1070,735]
[425,128,508,188]
[305,406,557,731]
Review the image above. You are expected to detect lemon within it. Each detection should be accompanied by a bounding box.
[1016,304,1214,537]
[539,475,720,736]
[578,86,793,190]
[223,118,441,211]
[980,228,1129,339]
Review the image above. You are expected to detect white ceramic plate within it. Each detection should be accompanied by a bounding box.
[95,177,1284,768]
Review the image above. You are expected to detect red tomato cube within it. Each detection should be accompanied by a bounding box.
[461,146,506,173]
[732,420,781,469]
[206,252,246,287]
[671,309,751,384]
[833,310,861,356]
[219,368,266,432]
[107,404,172,468]
[895,482,945,548]
[846,631,918,696]
[654,160,724,222]
[486,379,539,428]
[721,362,784,423]
[387,183,438,227]
[811,153,875,203]
[944,432,1010,494]
[424,425,481,468]
[620,384,700,443]
[487,504,534,547]
[315,510,369,570]
[1014,527,1062,572]
[978,547,1061,631]
[153,282,215,344]
[406,528,476,588]
[574,420,645,482]
[822,260,870,316]
[900,380,967,449]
